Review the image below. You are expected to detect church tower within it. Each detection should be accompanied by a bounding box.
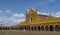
[26,7,38,24]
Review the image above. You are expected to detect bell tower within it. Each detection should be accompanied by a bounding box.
[26,7,38,24]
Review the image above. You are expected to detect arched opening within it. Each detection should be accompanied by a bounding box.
[34,26,37,31]
[5,27,7,30]
[45,26,49,31]
[50,25,54,31]
[24,27,26,30]
[38,26,40,31]
[31,26,34,31]
[24,25,30,30]
[41,26,44,31]
[55,25,59,31]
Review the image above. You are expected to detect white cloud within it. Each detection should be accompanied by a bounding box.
[37,11,60,17]
[20,13,25,18]
[37,11,48,15]
[13,13,25,18]
[55,12,60,17]
[0,13,25,26]
[10,13,25,22]
[37,11,55,17]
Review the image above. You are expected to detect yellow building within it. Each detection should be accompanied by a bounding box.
[0,7,60,31]
[19,7,60,31]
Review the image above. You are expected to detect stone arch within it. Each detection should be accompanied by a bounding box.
[41,26,44,31]
[5,27,7,30]
[50,25,54,31]
[34,26,37,31]
[55,25,59,31]
[38,26,40,31]
[31,26,34,31]
[45,25,49,31]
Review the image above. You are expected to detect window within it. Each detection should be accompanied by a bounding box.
[30,17,32,23]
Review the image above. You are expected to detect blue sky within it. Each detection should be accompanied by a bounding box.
[0,0,60,26]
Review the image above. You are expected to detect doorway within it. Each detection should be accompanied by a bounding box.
[50,25,54,31]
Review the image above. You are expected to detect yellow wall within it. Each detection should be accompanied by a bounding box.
[20,8,60,26]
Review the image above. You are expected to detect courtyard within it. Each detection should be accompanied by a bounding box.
[0,30,60,35]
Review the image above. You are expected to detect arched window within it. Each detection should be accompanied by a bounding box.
[30,17,32,23]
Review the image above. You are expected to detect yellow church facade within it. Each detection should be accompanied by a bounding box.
[19,7,60,31]
[0,7,60,31]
